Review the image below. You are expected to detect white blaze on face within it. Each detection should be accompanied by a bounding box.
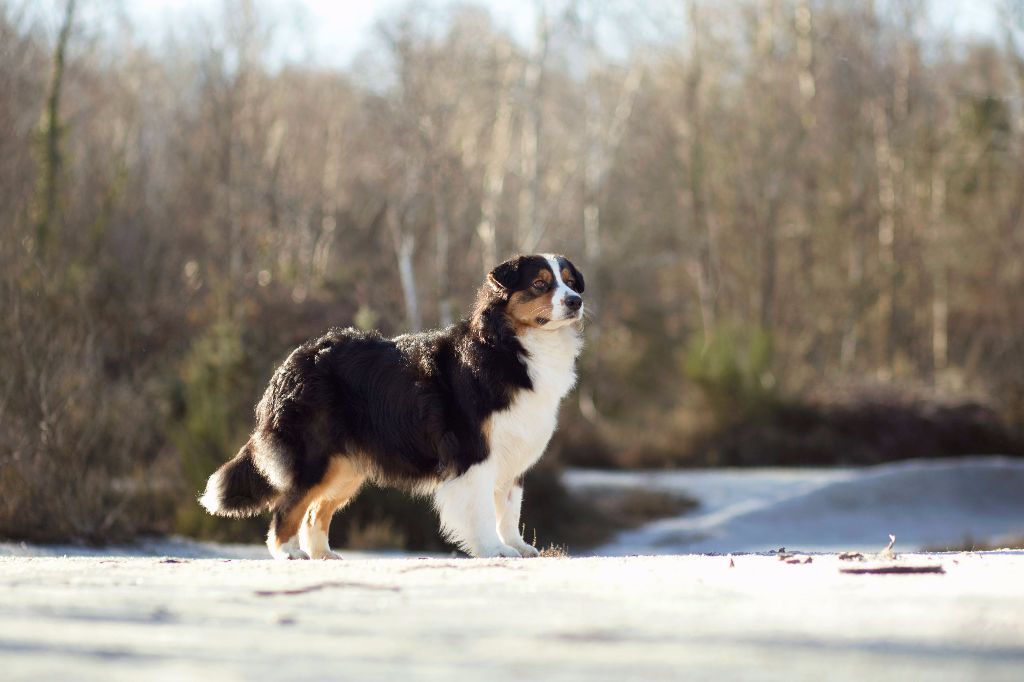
[543,254,582,325]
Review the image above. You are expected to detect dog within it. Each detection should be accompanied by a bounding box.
[199,254,585,559]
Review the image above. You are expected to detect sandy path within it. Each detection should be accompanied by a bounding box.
[1,553,1023,680]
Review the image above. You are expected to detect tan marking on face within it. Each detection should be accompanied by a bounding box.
[561,268,573,285]
[505,288,556,332]
[270,457,366,547]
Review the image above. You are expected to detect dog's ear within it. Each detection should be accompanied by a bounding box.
[487,256,524,293]
[564,259,585,293]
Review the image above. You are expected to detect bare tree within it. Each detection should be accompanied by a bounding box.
[681,0,717,344]
[476,40,517,271]
[32,0,76,259]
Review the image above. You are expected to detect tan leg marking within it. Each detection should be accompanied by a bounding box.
[298,457,366,560]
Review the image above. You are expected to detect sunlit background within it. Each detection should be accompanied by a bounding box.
[2,0,1023,555]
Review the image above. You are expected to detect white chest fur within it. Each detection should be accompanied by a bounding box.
[488,325,583,483]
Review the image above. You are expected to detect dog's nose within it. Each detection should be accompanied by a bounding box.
[565,295,582,312]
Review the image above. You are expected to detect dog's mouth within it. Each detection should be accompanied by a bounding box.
[535,310,581,327]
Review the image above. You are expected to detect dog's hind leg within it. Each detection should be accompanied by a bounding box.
[434,459,519,558]
[298,458,366,560]
[267,491,313,560]
[255,430,316,559]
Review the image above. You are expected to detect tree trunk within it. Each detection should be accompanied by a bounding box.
[388,204,421,333]
[312,120,340,286]
[929,151,949,374]
[755,1,780,334]
[870,97,897,377]
[477,44,516,271]
[518,7,548,252]
[578,36,644,423]
[33,0,76,258]
[840,208,866,371]
[684,0,717,344]
[794,0,818,317]
[431,171,453,327]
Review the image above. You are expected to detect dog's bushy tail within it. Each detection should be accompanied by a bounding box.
[199,439,276,517]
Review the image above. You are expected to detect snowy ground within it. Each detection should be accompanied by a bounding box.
[565,456,1024,555]
[2,457,1023,679]
[1,552,1023,681]
[3,456,1019,561]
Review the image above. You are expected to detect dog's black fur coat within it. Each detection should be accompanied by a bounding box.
[207,254,584,517]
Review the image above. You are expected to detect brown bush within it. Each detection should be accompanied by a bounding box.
[0,281,174,543]
[693,398,1023,468]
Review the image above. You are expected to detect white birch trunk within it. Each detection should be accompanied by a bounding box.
[477,44,516,271]
[388,204,421,333]
[518,7,549,252]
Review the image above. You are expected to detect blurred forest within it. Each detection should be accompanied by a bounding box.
[2,0,1024,548]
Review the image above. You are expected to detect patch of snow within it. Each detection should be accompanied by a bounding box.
[0,535,421,560]
[5,457,1022,560]
[565,456,1024,555]
[1,553,1023,680]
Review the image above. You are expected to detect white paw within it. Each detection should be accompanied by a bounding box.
[269,539,310,560]
[310,549,343,561]
[475,542,522,558]
[513,542,540,558]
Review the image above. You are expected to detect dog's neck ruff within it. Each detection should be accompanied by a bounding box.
[486,324,582,483]
[517,325,583,397]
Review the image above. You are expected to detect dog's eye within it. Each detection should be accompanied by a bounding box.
[532,280,547,291]
[565,279,576,289]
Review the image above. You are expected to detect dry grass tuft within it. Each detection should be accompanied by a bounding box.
[922,534,1024,552]
[538,543,569,558]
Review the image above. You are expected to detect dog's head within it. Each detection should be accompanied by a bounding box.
[477,254,585,334]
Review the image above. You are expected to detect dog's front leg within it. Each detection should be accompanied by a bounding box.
[434,460,519,558]
[494,480,540,558]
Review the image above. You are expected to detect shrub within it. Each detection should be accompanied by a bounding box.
[682,325,778,426]
[170,317,270,541]
[0,280,172,543]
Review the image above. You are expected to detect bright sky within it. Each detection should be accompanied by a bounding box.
[27,0,1005,71]
[124,0,544,68]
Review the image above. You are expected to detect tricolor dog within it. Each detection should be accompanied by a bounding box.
[200,254,585,559]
